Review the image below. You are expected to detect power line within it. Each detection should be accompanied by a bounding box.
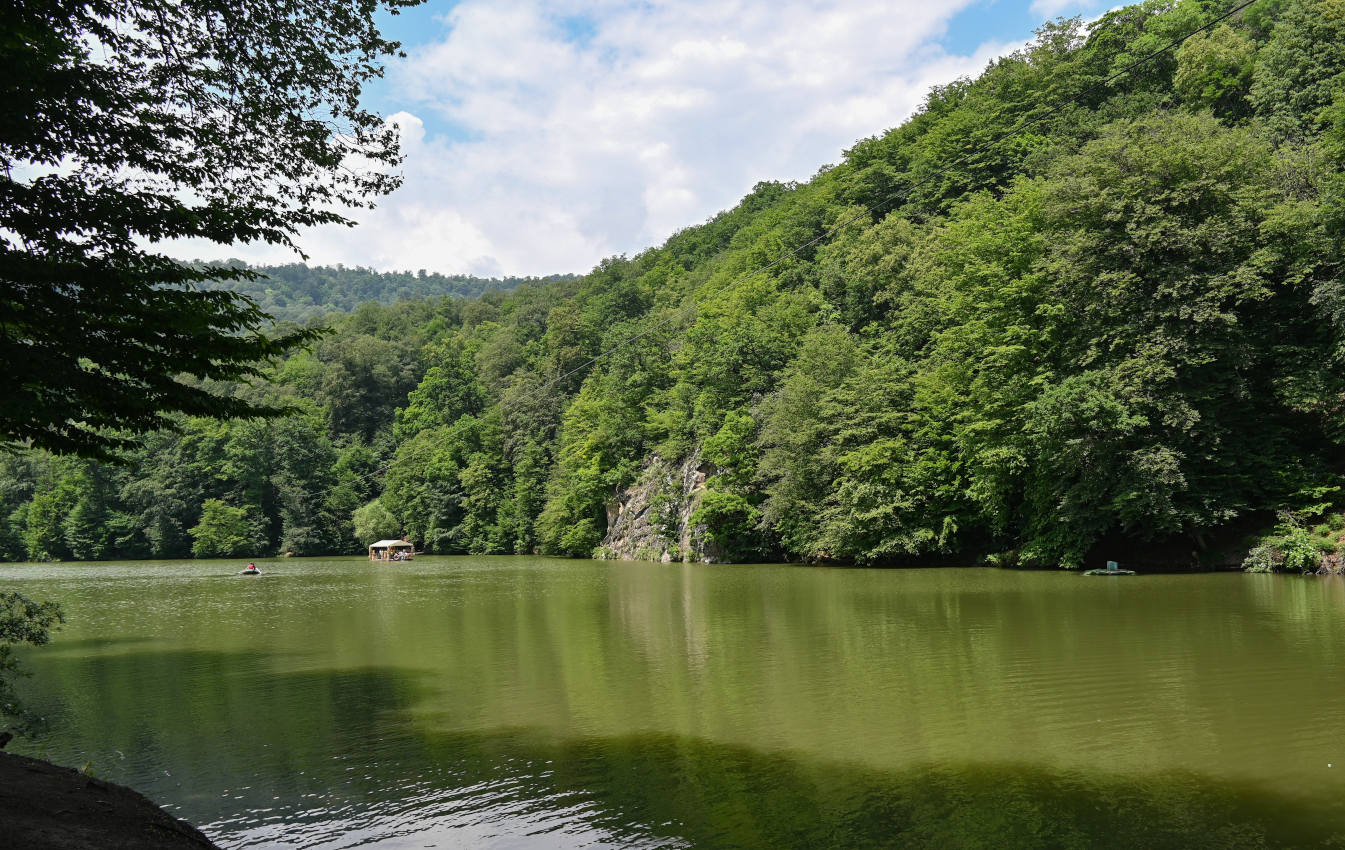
[310,0,1261,505]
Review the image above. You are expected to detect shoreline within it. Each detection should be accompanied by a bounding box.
[0,751,220,850]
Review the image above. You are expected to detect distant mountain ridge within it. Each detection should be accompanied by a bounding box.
[200,261,578,322]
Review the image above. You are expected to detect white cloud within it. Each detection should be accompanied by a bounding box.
[183,1,1028,277]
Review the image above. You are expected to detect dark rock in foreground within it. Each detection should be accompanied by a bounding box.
[0,751,220,849]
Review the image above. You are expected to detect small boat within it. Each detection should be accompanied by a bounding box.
[1084,561,1135,576]
[369,539,415,562]
[240,563,261,575]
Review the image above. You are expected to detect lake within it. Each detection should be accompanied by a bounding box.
[3,557,1344,848]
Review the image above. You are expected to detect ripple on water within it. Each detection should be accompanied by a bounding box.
[7,560,1345,848]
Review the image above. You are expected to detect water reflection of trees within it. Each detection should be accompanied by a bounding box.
[10,562,1345,845]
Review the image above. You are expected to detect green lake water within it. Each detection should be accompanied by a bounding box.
[3,557,1345,848]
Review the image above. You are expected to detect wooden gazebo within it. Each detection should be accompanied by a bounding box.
[369,538,415,562]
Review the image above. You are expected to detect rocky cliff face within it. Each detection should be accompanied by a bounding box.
[598,453,724,563]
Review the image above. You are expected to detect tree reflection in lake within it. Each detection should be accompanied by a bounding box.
[4,558,1344,848]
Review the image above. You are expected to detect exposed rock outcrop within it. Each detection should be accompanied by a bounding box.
[0,751,221,849]
[599,453,724,563]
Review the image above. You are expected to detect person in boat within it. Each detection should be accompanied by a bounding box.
[242,562,260,574]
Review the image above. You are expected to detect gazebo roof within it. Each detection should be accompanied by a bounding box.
[370,539,412,548]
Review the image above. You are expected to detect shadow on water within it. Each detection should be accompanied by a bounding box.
[15,649,430,819]
[14,561,1345,850]
[45,635,162,652]
[396,731,1345,850]
[14,646,1345,849]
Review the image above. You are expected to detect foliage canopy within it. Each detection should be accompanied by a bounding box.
[3,0,1344,569]
[1,0,416,459]
[0,591,64,734]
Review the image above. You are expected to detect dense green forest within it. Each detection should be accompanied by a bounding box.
[4,0,1344,569]
[198,262,575,323]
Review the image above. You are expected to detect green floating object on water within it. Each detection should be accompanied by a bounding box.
[1082,560,1136,576]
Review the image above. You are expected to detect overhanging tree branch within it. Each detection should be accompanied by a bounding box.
[0,0,419,460]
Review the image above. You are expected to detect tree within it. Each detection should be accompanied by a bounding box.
[1,0,417,460]
[319,333,424,443]
[1,591,64,736]
[1174,23,1257,116]
[393,338,483,441]
[383,414,509,554]
[190,499,252,558]
[353,500,401,544]
[1249,0,1345,139]
[22,457,85,561]
[2,0,1343,572]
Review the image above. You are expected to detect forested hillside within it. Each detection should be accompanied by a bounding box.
[4,0,1344,569]
[198,262,575,322]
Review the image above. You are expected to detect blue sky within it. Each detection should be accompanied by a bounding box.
[946,0,1065,53]
[192,0,1115,276]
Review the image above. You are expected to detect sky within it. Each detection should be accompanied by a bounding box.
[190,0,1116,278]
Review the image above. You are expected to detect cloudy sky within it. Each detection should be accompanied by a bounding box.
[202,0,1114,277]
